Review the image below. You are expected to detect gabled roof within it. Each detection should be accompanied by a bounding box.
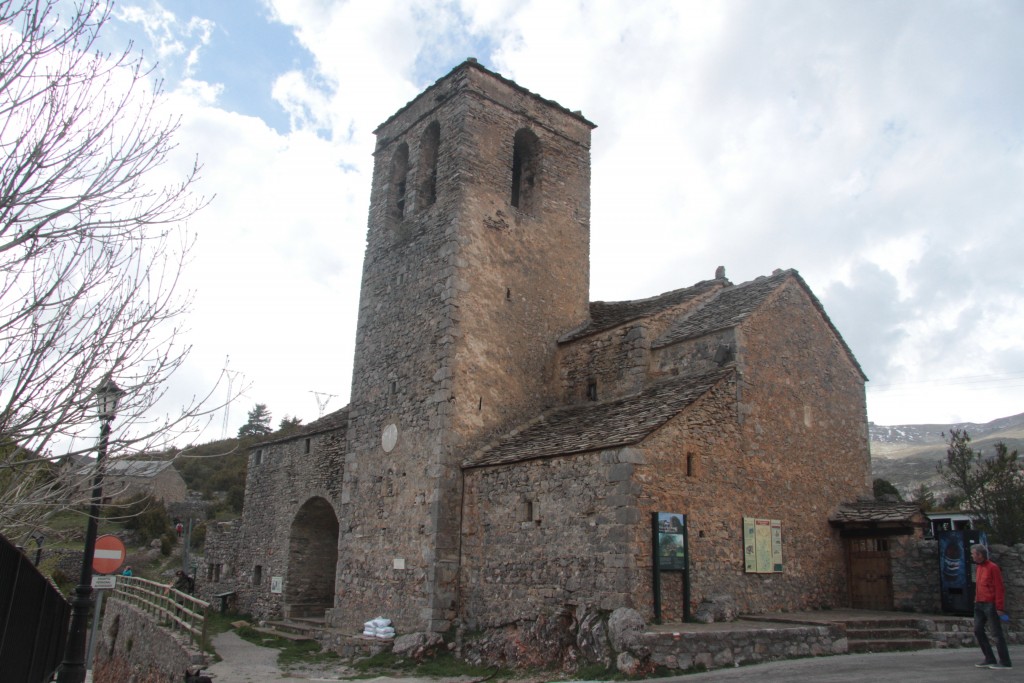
[559,277,726,344]
[104,460,177,478]
[252,406,350,448]
[829,500,924,525]
[465,368,733,469]
[654,269,794,347]
[652,269,866,380]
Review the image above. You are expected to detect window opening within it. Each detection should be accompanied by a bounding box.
[586,381,598,401]
[304,438,311,454]
[253,565,263,586]
[511,128,540,211]
[389,143,409,219]
[417,122,440,209]
[686,453,695,477]
[254,449,263,465]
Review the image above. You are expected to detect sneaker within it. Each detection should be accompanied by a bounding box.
[988,663,1012,670]
[977,660,997,667]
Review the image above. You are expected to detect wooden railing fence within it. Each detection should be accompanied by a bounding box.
[109,575,209,650]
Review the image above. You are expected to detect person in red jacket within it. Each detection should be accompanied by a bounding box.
[971,544,1012,670]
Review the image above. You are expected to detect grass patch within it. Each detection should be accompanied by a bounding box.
[278,639,339,668]
[232,624,338,669]
[351,650,509,680]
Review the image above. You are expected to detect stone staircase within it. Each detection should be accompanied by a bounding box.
[842,618,935,653]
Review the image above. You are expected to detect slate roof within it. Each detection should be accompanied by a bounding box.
[653,269,794,347]
[651,269,866,380]
[104,460,176,478]
[559,278,725,343]
[253,406,350,448]
[466,368,733,468]
[829,501,924,525]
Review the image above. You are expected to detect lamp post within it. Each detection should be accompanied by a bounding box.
[57,375,124,683]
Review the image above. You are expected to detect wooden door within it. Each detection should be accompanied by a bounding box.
[848,537,893,610]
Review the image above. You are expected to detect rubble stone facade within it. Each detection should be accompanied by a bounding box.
[205,60,873,638]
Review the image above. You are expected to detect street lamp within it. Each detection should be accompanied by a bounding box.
[57,375,124,683]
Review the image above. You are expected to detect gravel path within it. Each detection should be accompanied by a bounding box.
[203,630,472,683]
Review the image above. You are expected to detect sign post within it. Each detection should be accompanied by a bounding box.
[652,512,690,624]
[92,535,126,575]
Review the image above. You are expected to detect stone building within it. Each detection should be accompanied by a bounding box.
[74,459,187,504]
[205,59,873,635]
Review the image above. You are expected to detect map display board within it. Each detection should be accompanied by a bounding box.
[743,517,783,573]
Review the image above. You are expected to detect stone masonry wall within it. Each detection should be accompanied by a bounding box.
[893,538,1024,639]
[206,425,345,620]
[731,278,869,607]
[339,61,593,634]
[460,448,643,629]
[93,599,204,683]
[559,285,724,406]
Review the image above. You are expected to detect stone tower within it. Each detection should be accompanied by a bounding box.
[335,60,594,632]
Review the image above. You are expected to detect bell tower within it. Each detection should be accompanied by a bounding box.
[336,60,594,632]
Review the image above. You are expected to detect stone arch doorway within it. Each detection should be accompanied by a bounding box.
[285,497,339,620]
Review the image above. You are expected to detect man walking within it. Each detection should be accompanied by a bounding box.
[971,544,1012,670]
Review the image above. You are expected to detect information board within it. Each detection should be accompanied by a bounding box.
[743,517,783,573]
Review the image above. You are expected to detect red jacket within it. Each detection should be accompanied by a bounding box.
[975,559,1005,611]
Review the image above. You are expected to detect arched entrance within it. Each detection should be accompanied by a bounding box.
[285,497,339,619]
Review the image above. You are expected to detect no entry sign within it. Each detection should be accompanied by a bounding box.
[92,534,126,574]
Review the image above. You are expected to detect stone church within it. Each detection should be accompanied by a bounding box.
[204,59,872,635]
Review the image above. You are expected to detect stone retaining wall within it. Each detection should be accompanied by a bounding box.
[92,599,206,683]
[640,624,845,673]
[893,538,1024,643]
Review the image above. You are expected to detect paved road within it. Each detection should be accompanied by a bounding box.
[203,629,1018,683]
[619,645,1020,683]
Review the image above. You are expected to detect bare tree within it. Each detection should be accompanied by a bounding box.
[0,0,224,540]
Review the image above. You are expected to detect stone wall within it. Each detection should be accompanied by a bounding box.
[202,420,346,619]
[337,59,593,634]
[456,605,844,676]
[892,538,1024,643]
[460,449,643,629]
[92,599,205,683]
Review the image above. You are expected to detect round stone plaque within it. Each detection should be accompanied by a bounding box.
[382,423,398,452]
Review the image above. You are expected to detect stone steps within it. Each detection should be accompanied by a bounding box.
[844,620,935,653]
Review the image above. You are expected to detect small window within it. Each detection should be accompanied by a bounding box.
[417,121,440,210]
[686,453,695,477]
[253,565,262,586]
[304,438,311,454]
[586,381,598,401]
[389,143,410,219]
[522,500,534,522]
[208,563,222,582]
[254,449,263,465]
[511,128,540,211]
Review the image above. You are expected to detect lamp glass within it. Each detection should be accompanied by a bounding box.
[94,377,123,421]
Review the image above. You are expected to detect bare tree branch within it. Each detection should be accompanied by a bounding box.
[0,0,236,540]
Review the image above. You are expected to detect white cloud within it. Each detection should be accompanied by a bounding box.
[113,0,1024,432]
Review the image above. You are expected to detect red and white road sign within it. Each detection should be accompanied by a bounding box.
[92,534,126,574]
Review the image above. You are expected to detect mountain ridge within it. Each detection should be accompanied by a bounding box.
[870,412,1024,497]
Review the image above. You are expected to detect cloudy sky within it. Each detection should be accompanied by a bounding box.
[101,0,1024,440]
